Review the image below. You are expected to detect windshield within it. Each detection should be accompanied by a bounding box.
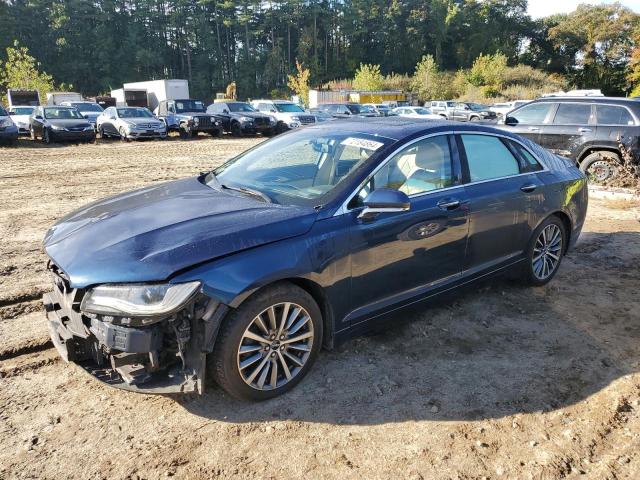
[228,102,256,113]
[275,103,304,113]
[345,104,363,114]
[117,108,153,118]
[211,129,394,206]
[414,108,432,115]
[71,102,103,112]
[13,107,34,115]
[44,108,83,120]
[467,103,486,111]
[175,100,205,112]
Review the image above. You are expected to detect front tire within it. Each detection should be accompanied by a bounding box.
[231,121,243,137]
[522,216,566,286]
[210,282,323,400]
[119,127,130,142]
[42,128,52,144]
[30,126,37,141]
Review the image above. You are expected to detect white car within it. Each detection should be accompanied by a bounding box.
[490,100,531,120]
[392,106,442,120]
[8,105,36,135]
[97,106,167,141]
[250,99,316,133]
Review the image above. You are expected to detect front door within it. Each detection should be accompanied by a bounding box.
[348,134,469,321]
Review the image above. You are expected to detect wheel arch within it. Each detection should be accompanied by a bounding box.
[577,146,621,164]
[550,211,572,254]
[229,277,335,350]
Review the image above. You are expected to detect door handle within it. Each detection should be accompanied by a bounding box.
[578,127,592,133]
[437,198,461,210]
[520,183,537,193]
[528,127,540,131]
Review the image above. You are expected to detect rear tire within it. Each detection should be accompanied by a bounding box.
[579,151,620,183]
[209,282,323,401]
[522,216,566,286]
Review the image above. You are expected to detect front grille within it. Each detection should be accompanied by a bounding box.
[299,116,316,124]
[195,116,212,127]
[68,126,86,132]
[136,123,161,129]
[254,117,269,126]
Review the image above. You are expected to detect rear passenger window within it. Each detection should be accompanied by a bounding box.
[461,135,520,182]
[553,103,592,124]
[596,105,635,125]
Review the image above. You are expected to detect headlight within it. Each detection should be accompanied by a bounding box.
[210,117,216,122]
[239,116,252,122]
[84,126,94,131]
[51,125,65,131]
[125,122,137,130]
[193,117,200,125]
[291,116,300,121]
[81,281,201,317]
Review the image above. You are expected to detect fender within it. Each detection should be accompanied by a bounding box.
[575,142,620,162]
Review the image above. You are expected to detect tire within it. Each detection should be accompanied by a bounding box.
[276,122,288,134]
[469,116,480,122]
[210,282,323,401]
[209,129,222,138]
[231,122,243,137]
[179,125,193,140]
[98,125,107,139]
[522,216,566,286]
[579,151,620,183]
[30,127,37,141]
[119,127,130,142]
[42,128,51,144]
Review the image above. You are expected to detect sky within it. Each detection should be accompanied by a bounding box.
[527,0,640,18]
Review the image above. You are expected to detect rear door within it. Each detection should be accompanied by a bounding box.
[501,102,555,144]
[458,133,540,273]
[539,102,595,158]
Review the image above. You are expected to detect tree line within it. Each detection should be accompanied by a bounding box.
[0,0,639,102]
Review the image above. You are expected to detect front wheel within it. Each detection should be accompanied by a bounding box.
[42,128,52,144]
[30,126,37,141]
[119,127,130,142]
[230,122,243,137]
[522,216,566,286]
[209,283,323,400]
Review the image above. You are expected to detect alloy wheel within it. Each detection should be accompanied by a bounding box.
[237,302,314,391]
[532,224,563,281]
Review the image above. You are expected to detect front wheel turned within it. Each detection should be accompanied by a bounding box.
[522,216,566,286]
[209,283,323,400]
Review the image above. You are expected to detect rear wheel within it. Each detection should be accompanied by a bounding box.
[522,216,566,286]
[580,151,620,183]
[210,282,323,400]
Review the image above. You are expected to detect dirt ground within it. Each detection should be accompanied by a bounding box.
[1,136,639,480]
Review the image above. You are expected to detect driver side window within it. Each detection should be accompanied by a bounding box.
[373,135,454,196]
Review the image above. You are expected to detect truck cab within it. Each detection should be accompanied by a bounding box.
[156,99,223,139]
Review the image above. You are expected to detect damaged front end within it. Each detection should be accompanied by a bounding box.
[43,262,228,394]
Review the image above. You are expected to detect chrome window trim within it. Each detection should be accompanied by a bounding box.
[334,130,549,217]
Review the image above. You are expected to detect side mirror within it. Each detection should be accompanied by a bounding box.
[35,115,43,120]
[358,188,410,220]
[8,111,14,116]
[504,116,517,126]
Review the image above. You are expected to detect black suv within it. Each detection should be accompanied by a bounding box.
[498,97,640,182]
[206,101,276,136]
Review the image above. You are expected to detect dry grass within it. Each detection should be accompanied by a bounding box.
[603,197,640,210]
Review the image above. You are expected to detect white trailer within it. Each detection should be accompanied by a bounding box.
[110,88,149,108]
[46,92,83,105]
[122,79,189,112]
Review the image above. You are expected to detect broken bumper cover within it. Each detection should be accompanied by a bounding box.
[43,282,228,394]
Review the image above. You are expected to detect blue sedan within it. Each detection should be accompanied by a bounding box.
[42,118,588,399]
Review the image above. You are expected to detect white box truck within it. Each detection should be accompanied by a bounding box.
[46,92,83,105]
[110,88,148,108]
[7,89,40,107]
[122,79,189,112]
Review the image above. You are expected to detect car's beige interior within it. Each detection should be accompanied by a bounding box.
[384,140,451,195]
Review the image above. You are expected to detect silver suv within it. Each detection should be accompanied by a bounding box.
[250,100,316,133]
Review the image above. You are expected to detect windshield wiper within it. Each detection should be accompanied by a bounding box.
[221,184,272,203]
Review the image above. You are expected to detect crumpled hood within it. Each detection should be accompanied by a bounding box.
[44,177,318,287]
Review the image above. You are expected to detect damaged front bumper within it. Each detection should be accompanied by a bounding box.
[43,269,228,394]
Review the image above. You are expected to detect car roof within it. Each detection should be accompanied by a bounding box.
[532,96,638,105]
[302,116,521,141]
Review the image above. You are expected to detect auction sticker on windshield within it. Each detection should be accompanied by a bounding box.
[340,137,385,151]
